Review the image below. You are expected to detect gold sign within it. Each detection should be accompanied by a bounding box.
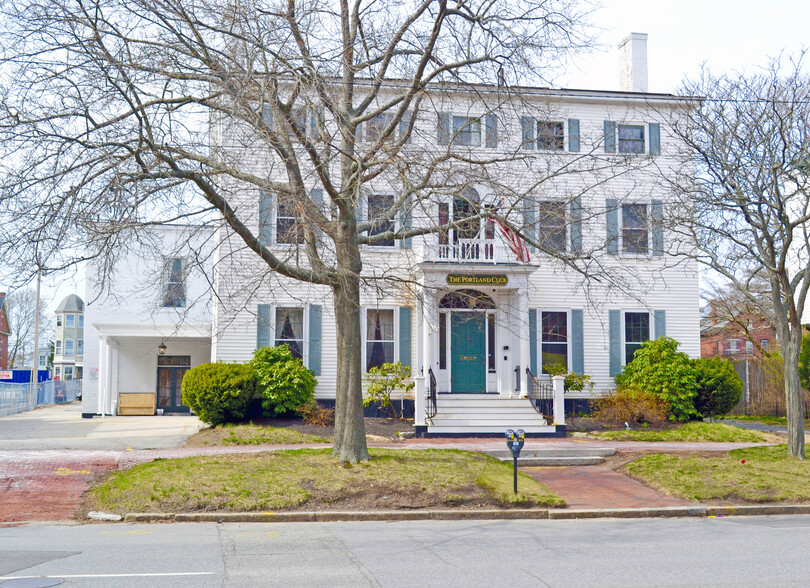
[446,274,508,287]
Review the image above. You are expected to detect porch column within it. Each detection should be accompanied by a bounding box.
[97,336,107,416]
[110,342,119,416]
[552,375,566,425]
[422,292,437,379]
[518,288,530,398]
[414,376,426,427]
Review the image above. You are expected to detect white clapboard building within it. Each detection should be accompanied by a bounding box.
[83,34,699,436]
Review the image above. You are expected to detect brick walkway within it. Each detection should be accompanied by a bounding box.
[522,465,692,509]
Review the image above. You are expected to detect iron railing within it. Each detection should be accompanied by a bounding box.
[526,367,554,419]
[426,368,438,420]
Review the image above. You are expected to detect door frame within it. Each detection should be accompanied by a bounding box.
[449,310,489,393]
[156,355,191,413]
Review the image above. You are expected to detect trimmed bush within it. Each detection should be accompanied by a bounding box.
[693,357,744,418]
[593,385,670,426]
[615,337,698,420]
[364,362,414,419]
[250,345,317,416]
[181,362,256,426]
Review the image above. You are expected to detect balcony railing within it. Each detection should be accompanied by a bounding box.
[431,237,512,264]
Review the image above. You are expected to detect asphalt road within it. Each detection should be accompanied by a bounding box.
[2,516,809,587]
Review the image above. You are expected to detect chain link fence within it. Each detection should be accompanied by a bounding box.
[0,380,82,417]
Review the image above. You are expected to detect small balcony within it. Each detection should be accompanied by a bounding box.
[428,237,515,264]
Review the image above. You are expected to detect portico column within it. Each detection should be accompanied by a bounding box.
[97,336,107,416]
[422,292,438,382]
[518,288,530,398]
[104,338,114,416]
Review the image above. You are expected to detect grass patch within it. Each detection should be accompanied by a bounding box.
[186,423,328,446]
[623,444,810,503]
[593,421,769,442]
[86,448,564,514]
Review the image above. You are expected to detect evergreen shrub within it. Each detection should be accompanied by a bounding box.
[181,362,256,426]
[250,345,317,416]
[693,357,744,418]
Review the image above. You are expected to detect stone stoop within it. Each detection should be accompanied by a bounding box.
[484,447,616,466]
[425,393,560,435]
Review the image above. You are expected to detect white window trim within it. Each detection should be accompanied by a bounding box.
[618,201,652,257]
[365,194,400,250]
[361,306,399,373]
[536,201,569,255]
[272,198,304,248]
[621,310,652,366]
[538,308,571,377]
[617,122,648,155]
[269,304,310,367]
[451,115,483,148]
[535,119,567,151]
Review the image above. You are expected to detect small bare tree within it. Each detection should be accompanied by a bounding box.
[5,288,49,369]
[666,56,810,458]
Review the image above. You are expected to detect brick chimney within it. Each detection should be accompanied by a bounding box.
[618,32,648,93]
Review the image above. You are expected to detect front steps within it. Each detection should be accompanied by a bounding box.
[423,393,561,436]
[484,447,616,466]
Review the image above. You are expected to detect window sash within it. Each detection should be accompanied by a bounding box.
[163,258,186,307]
[622,204,649,254]
[541,311,568,373]
[65,340,74,355]
[538,201,567,253]
[368,194,395,247]
[365,113,395,142]
[274,307,304,360]
[65,314,75,327]
[452,116,481,146]
[537,121,564,150]
[276,196,304,244]
[618,125,645,154]
[366,309,395,370]
[624,312,650,363]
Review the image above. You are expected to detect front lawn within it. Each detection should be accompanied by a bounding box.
[592,422,770,443]
[185,423,328,446]
[85,448,564,514]
[624,445,810,503]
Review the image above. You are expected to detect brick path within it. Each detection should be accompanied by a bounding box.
[522,465,692,509]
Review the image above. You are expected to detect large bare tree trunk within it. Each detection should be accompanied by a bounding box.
[782,323,806,459]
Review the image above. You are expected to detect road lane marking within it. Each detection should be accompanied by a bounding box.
[0,572,215,580]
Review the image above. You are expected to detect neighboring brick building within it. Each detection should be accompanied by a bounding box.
[700,307,777,359]
[0,293,10,369]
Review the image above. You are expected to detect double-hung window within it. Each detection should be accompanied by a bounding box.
[537,121,564,150]
[622,203,648,254]
[365,113,395,143]
[162,258,186,307]
[65,314,75,328]
[367,195,395,247]
[276,195,304,244]
[65,339,74,356]
[624,312,650,364]
[77,340,84,355]
[537,201,567,254]
[55,340,62,355]
[618,124,645,154]
[56,315,62,327]
[452,116,481,147]
[541,311,568,373]
[275,307,304,360]
[78,315,84,328]
[366,309,394,370]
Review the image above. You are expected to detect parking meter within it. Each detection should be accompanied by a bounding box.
[505,429,525,494]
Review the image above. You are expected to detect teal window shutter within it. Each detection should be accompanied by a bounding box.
[485,114,498,148]
[654,310,666,339]
[571,309,584,374]
[521,116,535,150]
[310,107,323,139]
[606,199,619,255]
[401,201,412,249]
[308,305,322,375]
[259,190,273,246]
[609,310,621,377]
[649,122,661,155]
[651,200,664,255]
[399,111,412,143]
[437,112,451,145]
[311,188,324,245]
[529,308,538,375]
[568,118,580,152]
[257,304,272,349]
[604,120,617,153]
[398,307,412,370]
[570,197,582,254]
[523,197,536,251]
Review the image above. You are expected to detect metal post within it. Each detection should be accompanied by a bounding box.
[513,455,518,494]
[30,266,41,400]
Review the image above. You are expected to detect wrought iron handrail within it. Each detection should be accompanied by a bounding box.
[526,367,554,419]
[426,368,438,419]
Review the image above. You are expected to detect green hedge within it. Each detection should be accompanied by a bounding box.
[250,345,316,416]
[181,362,257,426]
[693,357,743,418]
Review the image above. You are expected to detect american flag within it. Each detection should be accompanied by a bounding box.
[494,217,530,263]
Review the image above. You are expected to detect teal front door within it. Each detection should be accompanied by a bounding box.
[450,312,486,393]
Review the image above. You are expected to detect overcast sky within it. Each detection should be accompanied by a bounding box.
[559,0,809,94]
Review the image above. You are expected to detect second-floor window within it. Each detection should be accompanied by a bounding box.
[163,258,186,308]
[78,315,84,328]
[537,201,567,254]
[276,196,304,244]
[55,340,62,355]
[56,315,62,327]
[368,195,395,247]
[618,125,645,154]
[452,116,481,147]
[65,314,75,328]
[365,113,395,142]
[77,340,84,355]
[65,339,74,355]
[761,338,770,351]
[622,204,648,255]
[537,121,564,150]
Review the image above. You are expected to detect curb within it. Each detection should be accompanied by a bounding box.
[122,504,810,523]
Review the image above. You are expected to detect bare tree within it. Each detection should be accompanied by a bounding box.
[6,288,49,369]
[666,56,810,458]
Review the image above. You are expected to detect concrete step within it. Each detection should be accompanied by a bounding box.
[425,424,558,434]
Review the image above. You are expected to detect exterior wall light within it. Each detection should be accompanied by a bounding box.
[158,342,167,355]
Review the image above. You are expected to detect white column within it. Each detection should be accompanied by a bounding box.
[552,375,566,425]
[422,293,437,381]
[103,339,114,416]
[414,376,425,427]
[518,288,530,398]
[97,336,107,416]
[110,343,119,416]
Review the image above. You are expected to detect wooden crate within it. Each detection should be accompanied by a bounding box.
[118,393,156,416]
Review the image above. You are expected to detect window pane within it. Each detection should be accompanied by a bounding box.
[78,315,84,328]
[452,116,481,146]
[618,125,645,154]
[537,121,564,150]
[538,201,566,253]
[163,258,185,307]
[65,340,74,355]
[541,311,568,374]
[275,307,304,360]
[542,343,568,372]
[625,312,649,364]
[366,309,395,370]
[368,194,395,246]
[66,314,75,327]
[622,204,648,254]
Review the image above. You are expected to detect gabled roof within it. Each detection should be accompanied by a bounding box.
[56,294,84,313]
